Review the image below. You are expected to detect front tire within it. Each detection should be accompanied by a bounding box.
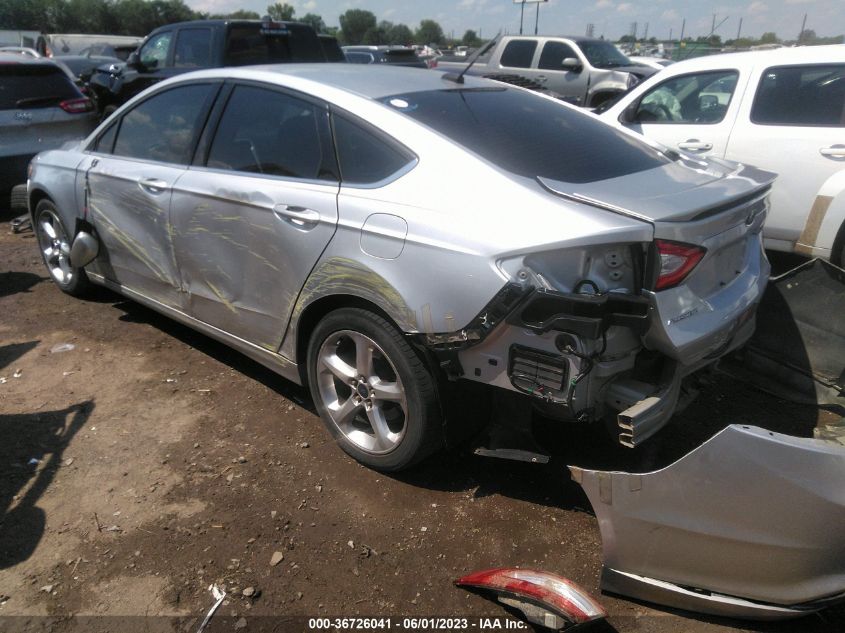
[34,199,91,297]
[306,308,442,471]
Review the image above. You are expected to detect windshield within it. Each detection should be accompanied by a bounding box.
[381,87,667,184]
[580,41,631,69]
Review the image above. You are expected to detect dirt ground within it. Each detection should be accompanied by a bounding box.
[1,212,844,633]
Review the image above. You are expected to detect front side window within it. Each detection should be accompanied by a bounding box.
[538,41,578,71]
[113,84,215,164]
[382,87,667,184]
[94,122,118,153]
[635,70,738,124]
[751,64,845,126]
[500,40,537,69]
[139,31,172,69]
[207,85,332,180]
[333,115,414,184]
[174,28,212,68]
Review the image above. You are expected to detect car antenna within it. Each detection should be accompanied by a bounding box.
[443,32,502,85]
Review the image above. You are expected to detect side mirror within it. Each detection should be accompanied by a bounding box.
[126,51,143,70]
[561,57,582,72]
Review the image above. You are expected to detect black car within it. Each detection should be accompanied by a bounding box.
[87,18,327,118]
[343,46,428,69]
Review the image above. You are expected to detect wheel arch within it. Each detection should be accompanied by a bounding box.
[293,294,407,385]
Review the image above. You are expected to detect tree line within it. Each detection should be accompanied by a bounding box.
[0,0,479,46]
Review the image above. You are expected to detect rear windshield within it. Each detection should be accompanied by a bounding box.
[225,24,324,65]
[0,64,80,110]
[385,50,418,59]
[381,87,667,183]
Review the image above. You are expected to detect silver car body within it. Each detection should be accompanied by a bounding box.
[571,424,845,619]
[28,65,773,445]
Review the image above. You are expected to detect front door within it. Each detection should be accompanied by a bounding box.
[170,83,339,351]
[625,68,748,158]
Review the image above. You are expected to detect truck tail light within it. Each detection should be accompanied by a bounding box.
[456,568,606,628]
[59,98,94,114]
[654,239,706,290]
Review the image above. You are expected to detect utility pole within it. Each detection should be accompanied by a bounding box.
[534,1,540,35]
[643,22,649,40]
[737,17,742,40]
[680,18,686,41]
[799,13,807,43]
[586,23,595,38]
[519,0,525,35]
[630,21,638,40]
[669,27,673,41]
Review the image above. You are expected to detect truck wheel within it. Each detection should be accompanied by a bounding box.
[10,184,28,213]
[34,199,91,297]
[306,308,443,471]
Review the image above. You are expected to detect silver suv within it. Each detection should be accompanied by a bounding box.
[1,53,97,201]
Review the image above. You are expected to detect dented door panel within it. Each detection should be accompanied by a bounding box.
[86,155,186,309]
[570,425,845,618]
[170,170,339,351]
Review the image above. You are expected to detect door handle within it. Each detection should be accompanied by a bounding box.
[273,204,320,226]
[820,144,845,159]
[535,75,548,83]
[677,140,713,152]
[138,178,169,194]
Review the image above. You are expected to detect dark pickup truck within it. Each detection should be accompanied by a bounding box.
[88,18,331,117]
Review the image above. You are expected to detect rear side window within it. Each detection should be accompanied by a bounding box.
[113,84,216,164]
[383,87,667,184]
[333,115,414,184]
[538,42,577,70]
[225,24,323,65]
[500,40,537,69]
[751,64,845,126]
[207,85,333,180]
[0,64,80,110]
[174,28,212,68]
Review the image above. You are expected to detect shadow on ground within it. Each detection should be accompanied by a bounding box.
[0,401,93,570]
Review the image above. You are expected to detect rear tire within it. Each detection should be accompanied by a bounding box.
[34,199,92,297]
[10,184,28,213]
[306,308,442,471]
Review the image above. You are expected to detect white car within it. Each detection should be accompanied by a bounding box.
[601,45,845,263]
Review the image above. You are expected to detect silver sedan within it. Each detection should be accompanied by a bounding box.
[27,64,774,471]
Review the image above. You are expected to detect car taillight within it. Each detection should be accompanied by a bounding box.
[59,98,94,114]
[654,239,706,290]
[455,568,606,627]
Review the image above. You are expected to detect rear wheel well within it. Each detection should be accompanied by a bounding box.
[295,295,407,384]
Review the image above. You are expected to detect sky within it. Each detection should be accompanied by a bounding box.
[182,0,843,41]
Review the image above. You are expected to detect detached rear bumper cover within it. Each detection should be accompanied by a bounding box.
[570,425,845,620]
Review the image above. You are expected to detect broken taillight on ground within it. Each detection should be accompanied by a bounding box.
[456,568,607,629]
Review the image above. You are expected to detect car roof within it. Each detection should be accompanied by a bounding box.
[174,64,493,100]
[0,53,64,68]
[659,44,845,72]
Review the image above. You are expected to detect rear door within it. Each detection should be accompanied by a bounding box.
[83,82,219,307]
[170,82,339,351]
[622,67,748,157]
[726,62,845,247]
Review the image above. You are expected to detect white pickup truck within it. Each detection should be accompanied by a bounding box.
[437,35,656,108]
[601,45,845,263]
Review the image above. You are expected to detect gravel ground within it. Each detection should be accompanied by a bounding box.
[1,212,843,633]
